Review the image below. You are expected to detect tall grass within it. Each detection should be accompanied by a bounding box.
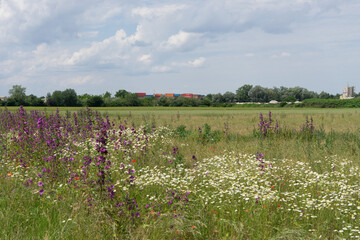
[1,107,360,239]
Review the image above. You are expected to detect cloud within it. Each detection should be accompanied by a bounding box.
[132,5,186,19]
[138,54,152,64]
[1,0,359,96]
[65,29,130,66]
[62,75,96,86]
[162,31,204,51]
[188,57,206,67]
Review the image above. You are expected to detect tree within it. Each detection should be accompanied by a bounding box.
[62,89,78,106]
[199,98,211,106]
[223,91,236,103]
[140,97,156,107]
[212,93,225,103]
[284,96,296,102]
[248,85,268,102]
[319,91,331,99]
[103,91,112,99]
[124,93,140,106]
[51,90,64,106]
[87,95,104,107]
[8,85,26,105]
[157,95,170,107]
[26,94,45,106]
[115,89,130,98]
[236,84,252,102]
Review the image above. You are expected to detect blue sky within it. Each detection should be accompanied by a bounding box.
[0,0,359,96]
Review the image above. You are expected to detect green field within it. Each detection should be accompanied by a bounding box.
[1,107,360,239]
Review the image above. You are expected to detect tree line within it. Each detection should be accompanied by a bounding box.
[0,84,356,107]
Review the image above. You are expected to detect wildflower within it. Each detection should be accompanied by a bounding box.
[192,226,196,229]
[74,177,79,180]
[38,181,43,186]
[277,204,281,208]
[7,173,12,176]
[132,159,136,163]
[271,185,275,189]
[39,189,44,195]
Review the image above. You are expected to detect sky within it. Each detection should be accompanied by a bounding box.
[0,0,360,97]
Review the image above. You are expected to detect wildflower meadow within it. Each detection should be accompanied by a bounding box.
[1,106,360,239]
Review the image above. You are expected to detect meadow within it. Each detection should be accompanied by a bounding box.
[1,106,360,239]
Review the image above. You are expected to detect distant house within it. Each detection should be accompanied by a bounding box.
[340,86,355,99]
[0,96,7,101]
[269,100,278,104]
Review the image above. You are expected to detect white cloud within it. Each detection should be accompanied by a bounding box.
[65,29,130,66]
[162,31,204,51]
[138,54,151,64]
[64,75,95,86]
[188,57,206,67]
[132,5,186,19]
[1,0,359,96]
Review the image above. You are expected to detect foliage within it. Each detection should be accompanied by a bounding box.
[8,85,27,105]
[299,98,360,108]
[1,84,356,107]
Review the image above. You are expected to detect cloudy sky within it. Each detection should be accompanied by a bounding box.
[1,0,359,96]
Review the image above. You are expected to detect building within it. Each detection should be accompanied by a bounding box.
[340,86,355,99]
[0,96,7,101]
[135,93,146,99]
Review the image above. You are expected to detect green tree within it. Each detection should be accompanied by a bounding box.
[8,85,26,105]
[212,93,225,103]
[157,95,170,107]
[140,97,156,107]
[26,94,45,106]
[62,89,78,106]
[223,91,236,103]
[87,95,104,107]
[248,85,268,102]
[103,91,112,99]
[124,93,140,106]
[236,84,252,102]
[319,91,331,99]
[284,96,296,102]
[115,89,130,98]
[51,90,64,106]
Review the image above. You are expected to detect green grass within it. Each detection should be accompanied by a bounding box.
[1,107,360,239]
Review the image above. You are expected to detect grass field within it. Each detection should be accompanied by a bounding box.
[1,106,360,239]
